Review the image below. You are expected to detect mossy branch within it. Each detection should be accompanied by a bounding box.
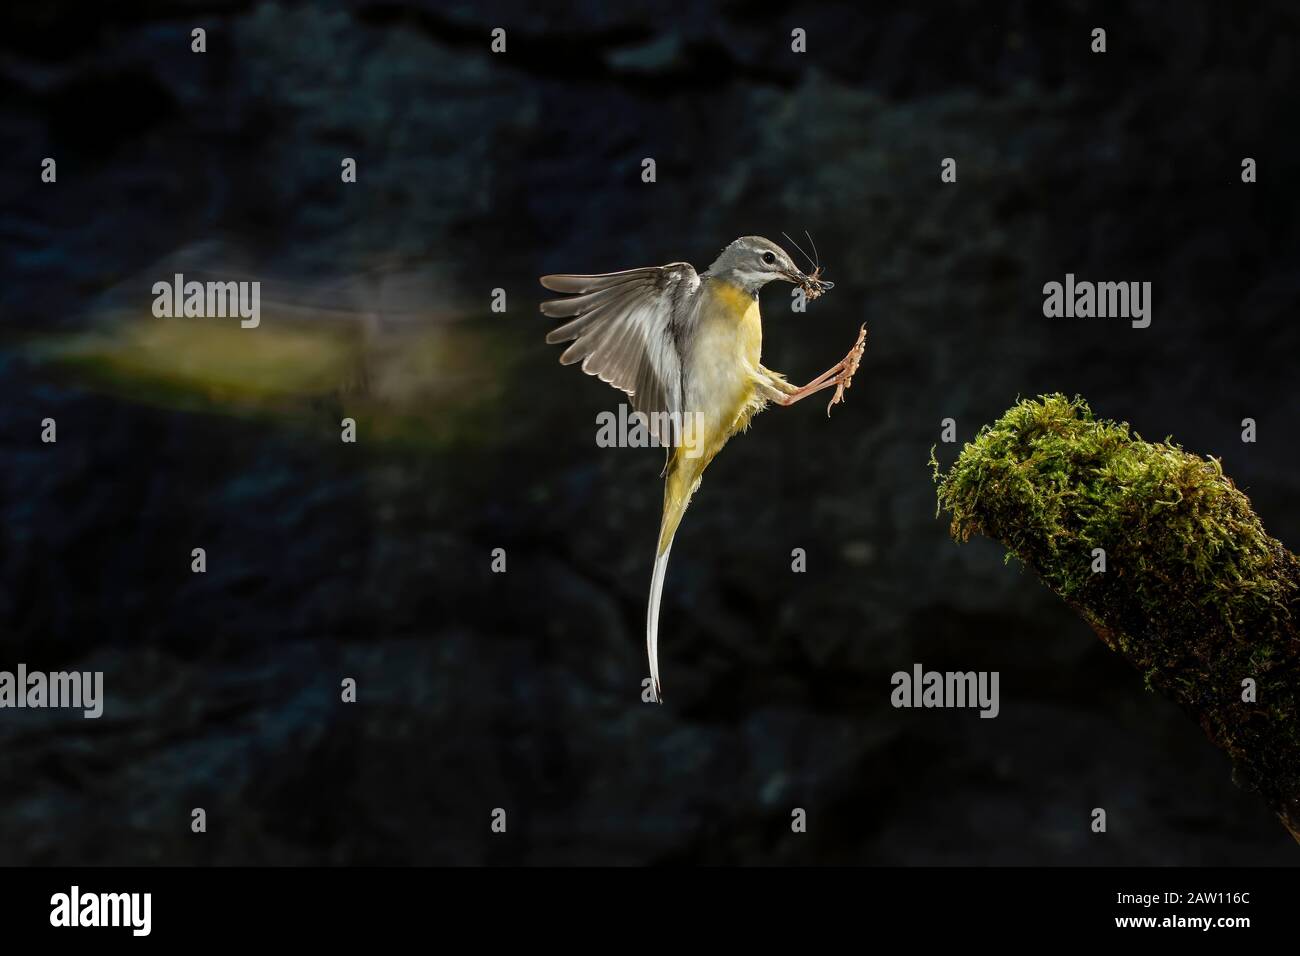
[932,394,1300,843]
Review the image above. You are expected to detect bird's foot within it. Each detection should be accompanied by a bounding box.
[826,324,868,416]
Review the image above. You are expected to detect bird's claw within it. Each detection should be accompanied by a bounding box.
[826,324,867,416]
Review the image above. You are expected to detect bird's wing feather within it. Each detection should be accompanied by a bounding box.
[541,263,700,446]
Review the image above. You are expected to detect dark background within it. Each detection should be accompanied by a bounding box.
[1,0,1297,864]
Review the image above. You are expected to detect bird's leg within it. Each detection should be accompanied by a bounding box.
[769,325,867,415]
[779,364,845,402]
[757,366,822,402]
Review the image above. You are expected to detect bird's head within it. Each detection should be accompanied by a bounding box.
[706,235,834,299]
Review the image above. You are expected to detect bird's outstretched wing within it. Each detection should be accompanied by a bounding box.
[541,263,700,447]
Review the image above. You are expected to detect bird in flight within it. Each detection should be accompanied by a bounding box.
[541,235,866,701]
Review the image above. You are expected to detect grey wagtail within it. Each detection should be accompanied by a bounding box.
[541,235,866,701]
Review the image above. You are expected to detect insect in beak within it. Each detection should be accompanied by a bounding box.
[797,267,834,300]
[781,230,833,299]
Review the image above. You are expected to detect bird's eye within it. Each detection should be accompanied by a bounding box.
[762,252,776,265]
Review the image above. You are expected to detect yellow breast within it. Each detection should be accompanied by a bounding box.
[708,279,763,367]
[678,279,765,465]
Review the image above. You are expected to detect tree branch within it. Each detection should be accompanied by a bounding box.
[933,394,1300,843]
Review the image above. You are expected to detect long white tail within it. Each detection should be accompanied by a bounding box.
[645,447,705,703]
[646,538,675,703]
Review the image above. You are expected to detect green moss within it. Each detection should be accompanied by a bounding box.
[933,394,1300,840]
